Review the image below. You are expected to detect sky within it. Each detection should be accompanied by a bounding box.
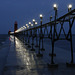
[0,0,75,34]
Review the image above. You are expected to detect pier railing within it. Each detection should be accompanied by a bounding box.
[10,9,75,68]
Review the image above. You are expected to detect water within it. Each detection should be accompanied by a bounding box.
[0,34,9,48]
[44,35,75,52]
[55,35,75,52]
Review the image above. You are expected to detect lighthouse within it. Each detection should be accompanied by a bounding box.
[14,21,18,32]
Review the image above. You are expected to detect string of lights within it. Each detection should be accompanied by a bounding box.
[10,4,73,34]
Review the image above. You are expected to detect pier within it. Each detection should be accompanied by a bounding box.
[5,4,75,75]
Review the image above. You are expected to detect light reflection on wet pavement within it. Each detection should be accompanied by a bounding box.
[3,35,75,75]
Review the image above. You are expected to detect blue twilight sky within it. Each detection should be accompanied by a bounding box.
[0,0,75,34]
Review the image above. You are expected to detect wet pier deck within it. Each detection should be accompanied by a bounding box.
[0,35,75,75]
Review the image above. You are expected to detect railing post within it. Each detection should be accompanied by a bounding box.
[48,4,58,68]
[30,21,35,51]
[25,31,28,45]
[35,28,39,47]
[27,30,31,48]
[36,14,44,57]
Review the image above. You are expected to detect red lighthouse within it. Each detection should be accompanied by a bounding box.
[14,21,18,32]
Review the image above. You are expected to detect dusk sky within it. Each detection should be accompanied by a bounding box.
[0,0,75,34]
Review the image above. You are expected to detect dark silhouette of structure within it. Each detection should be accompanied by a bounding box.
[14,21,18,32]
[8,30,11,35]
[10,9,75,68]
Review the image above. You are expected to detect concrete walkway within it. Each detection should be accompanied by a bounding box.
[0,35,75,75]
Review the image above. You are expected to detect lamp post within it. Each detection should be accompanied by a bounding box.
[29,22,31,25]
[67,4,74,65]
[31,24,33,27]
[22,26,26,43]
[19,27,23,42]
[33,19,35,23]
[25,24,29,45]
[68,4,72,22]
[36,14,44,57]
[68,4,72,12]
[51,4,58,65]
[30,19,35,51]
[53,4,57,18]
[26,24,28,27]
[50,16,52,38]
[29,23,33,38]
[49,15,56,58]
[48,16,52,38]
[40,14,45,51]
[27,22,32,48]
[35,22,37,25]
[30,24,33,43]
[23,26,26,43]
[23,26,26,29]
[47,4,58,68]
[50,16,52,22]
[35,22,39,47]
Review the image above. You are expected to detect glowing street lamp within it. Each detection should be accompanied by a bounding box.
[40,14,43,25]
[40,14,45,51]
[40,14,43,20]
[35,22,37,25]
[23,26,25,28]
[29,22,31,25]
[50,4,58,64]
[29,22,32,28]
[68,4,72,12]
[25,26,26,29]
[26,24,28,26]
[53,4,57,10]
[23,26,26,29]
[26,24,29,29]
[31,24,33,26]
[27,26,29,29]
[53,4,58,18]
[32,19,35,28]
[32,19,35,23]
